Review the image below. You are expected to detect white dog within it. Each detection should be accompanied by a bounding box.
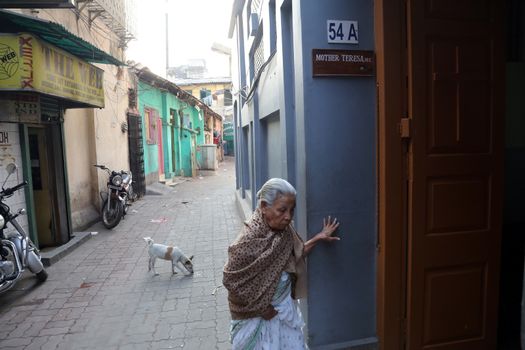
[143,237,194,276]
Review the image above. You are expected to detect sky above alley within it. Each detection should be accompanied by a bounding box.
[127,0,234,79]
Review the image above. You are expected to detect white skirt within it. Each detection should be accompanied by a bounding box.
[230,272,307,350]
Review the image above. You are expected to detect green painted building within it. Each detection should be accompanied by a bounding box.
[135,69,219,182]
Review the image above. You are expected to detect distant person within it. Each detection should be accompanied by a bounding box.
[223,178,341,349]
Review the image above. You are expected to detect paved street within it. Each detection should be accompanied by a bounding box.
[0,157,241,350]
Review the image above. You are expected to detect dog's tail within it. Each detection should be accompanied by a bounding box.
[143,237,154,246]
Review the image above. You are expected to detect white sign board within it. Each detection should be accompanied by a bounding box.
[327,20,359,44]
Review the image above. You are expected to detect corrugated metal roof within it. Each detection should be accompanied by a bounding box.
[0,9,123,66]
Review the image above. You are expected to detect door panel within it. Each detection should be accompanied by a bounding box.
[47,124,69,244]
[422,264,486,344]
[157,117,164,176]
[128,113,146,197]
[28,128,53,247]
[406,0,504,348]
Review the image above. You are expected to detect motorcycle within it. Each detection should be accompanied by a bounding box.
[94,164,135,229]
[0,163,47,294]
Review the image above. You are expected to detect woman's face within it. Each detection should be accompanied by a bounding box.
[261,194,296,231]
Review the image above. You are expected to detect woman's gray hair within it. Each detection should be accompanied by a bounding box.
[256,178,296,208]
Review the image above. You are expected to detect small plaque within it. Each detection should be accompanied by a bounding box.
[0,93,40,124]
[312,49,375,77]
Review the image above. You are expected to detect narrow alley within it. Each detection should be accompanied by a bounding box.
[0,157,240,350]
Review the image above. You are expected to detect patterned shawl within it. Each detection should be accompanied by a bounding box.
[223,208,303,320]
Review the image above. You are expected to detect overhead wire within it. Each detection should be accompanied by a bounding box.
[68,8,121,46]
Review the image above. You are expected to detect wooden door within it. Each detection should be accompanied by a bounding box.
[28,128,53,247]
[157,117,164,176]
[190,133,197,177]
[127,113,146,197]
[406,1,504,349]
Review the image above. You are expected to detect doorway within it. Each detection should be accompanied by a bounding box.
[170,109,177,175]
[28,128,53,247]
[497,1,525,348]
[27,125,69,248]
[127,113,146,198]
[190,133,197,177]
[157,117,165,179]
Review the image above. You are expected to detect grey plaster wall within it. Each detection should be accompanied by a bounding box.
[257,59,280,118]
[230,0,377,348]
[262,112,282,179]
[292,1,377,347]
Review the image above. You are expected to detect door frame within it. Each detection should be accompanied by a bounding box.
[26,122,70,247]
[157,117,164,176]
[375,0,409,348]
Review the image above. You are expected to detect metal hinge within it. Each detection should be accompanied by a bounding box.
[399,118,411,139]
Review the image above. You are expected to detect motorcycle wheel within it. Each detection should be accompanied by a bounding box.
[36,269,48,282]
[102,199,123,229]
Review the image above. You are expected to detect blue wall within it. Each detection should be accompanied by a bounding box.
[231,0,377,348]
[294,1,377,347]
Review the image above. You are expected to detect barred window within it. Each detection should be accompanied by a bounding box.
[253,35,265,77]
[251,0,261,16]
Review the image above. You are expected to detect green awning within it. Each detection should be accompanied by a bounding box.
[0,9,123,66]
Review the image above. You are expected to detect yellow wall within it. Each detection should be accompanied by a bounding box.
[179,82,228,144]
[29,9,129,230]
[180,82,231,99]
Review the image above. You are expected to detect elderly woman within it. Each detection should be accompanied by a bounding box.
[223,178,340,349]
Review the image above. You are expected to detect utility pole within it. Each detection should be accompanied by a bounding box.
[165,0,169,78]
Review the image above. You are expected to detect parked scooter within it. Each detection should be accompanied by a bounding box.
[0,163,47,294]
[94,164,135,229]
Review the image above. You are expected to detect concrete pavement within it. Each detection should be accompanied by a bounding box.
[0,157,241,350]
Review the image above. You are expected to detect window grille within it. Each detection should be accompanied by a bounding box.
[250,0,261,16]
[253,35,265,77]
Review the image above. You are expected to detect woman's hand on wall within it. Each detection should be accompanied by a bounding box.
[304,216,341,255]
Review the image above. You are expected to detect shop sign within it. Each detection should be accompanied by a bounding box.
[0,33,104,107]
[0,93,40,124]
[0,131,10,146]
[312,49,375,77]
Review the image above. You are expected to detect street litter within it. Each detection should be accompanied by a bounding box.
[132,209,138,213]
[91,232,98,235]
[150,218,168,223]
[80,282,95,288]
[211,285,223,295]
